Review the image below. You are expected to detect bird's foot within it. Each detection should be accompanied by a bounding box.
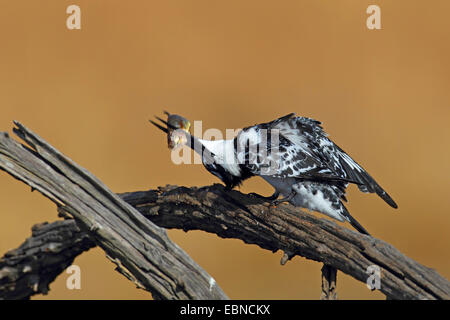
[269,192,296,207]
[269,199,287,207]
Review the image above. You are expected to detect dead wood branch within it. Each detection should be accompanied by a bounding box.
[0,122,228,300]
[320,265,338,300]
[2,184,450,300]
[0,122,449,300]
[0,220,94,299]
[122,185,450,300]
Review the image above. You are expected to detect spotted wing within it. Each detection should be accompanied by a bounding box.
[271,114,397,208]
[235,114,347,183]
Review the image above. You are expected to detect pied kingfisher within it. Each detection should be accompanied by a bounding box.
[151,112,397,235]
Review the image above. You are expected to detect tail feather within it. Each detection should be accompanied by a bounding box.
[373,184,398,209]
[340,204,371,236]
[336,149,398,209]
[294,182,371,236]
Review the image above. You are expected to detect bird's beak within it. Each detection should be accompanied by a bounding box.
[150,112,191,150]
[149,118,169,134]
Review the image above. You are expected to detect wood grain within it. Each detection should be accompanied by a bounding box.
[0,122,449,300]
[0,122,228,300]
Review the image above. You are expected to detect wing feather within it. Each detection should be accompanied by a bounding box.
[237,113,397,208]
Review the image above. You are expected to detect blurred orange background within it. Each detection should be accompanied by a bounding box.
[0,0,449,299]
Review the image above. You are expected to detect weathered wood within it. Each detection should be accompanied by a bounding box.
[2,184,450,300]
[0,220,94,299]
[0,121,449,300]
[0,122,228,300]
[320,265,338,300]
[123,185,450,300]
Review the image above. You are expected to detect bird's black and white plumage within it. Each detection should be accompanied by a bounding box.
[151,113,397,235]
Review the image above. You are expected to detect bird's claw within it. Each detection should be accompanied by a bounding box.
[269,199,286,207]
[269,192,296,207]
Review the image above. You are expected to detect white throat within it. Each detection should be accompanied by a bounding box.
[198,139,241,177]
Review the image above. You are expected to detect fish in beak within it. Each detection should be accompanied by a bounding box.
[150,111,191,149]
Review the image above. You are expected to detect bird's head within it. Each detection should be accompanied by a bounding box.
[150,111,191,149]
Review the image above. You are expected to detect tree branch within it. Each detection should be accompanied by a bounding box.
[0,122,228,300]
[320,265,338,300]
[0,220,94,299]
[2,184,450,300]
[117,185,450,300]
[0,122,449,300]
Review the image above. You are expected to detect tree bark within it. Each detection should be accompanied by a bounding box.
[2,184,450,300]
[0,122,449,300]
[0,122,228,300]
[320,265,338,300]
[0,220,95,299]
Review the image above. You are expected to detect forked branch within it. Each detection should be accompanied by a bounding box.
[0,122,228,300]
[0,122,449,300]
